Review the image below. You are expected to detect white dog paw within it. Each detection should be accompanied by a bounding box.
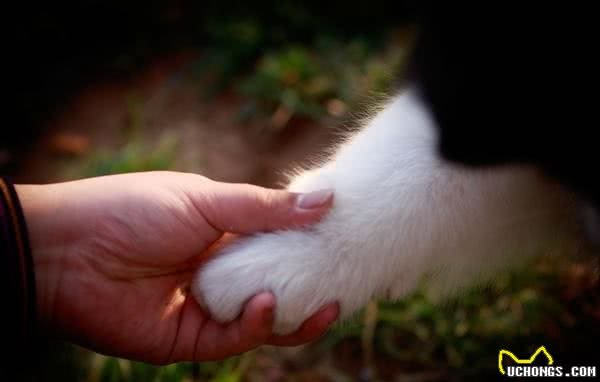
[192,228,376,335]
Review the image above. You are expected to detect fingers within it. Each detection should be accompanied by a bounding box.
[233,292,276,346]
[267,303,339,346]
[191,296,338,362]
[196,181,333,234]
[195,292,276,361]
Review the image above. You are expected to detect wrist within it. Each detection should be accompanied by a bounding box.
[15,184,66,331]
[1,178,38,358]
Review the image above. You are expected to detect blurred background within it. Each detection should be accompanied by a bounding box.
[6,1,599,381]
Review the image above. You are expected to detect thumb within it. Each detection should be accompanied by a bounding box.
[196,181,333,234]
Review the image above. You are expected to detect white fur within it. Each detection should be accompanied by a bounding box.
[192,88,580,334]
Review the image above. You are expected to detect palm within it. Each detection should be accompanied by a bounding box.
[37,172,336,363]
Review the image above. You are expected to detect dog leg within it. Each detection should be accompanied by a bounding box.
[193,88,579,334]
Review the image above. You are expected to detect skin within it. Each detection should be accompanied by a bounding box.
[16,171,339,364]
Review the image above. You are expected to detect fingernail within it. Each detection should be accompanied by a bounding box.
[296,189,334,209]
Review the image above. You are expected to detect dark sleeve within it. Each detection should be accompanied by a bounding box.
[0,177,36,375]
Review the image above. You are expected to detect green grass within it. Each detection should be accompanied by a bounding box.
[242,36,409,126]
[62,131,178,181]
[193,30,413,130]
[91,355,250,382]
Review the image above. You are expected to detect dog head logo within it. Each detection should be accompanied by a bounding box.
[498,346,554,375]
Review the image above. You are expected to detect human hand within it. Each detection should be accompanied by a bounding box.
[17,171,338,363]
